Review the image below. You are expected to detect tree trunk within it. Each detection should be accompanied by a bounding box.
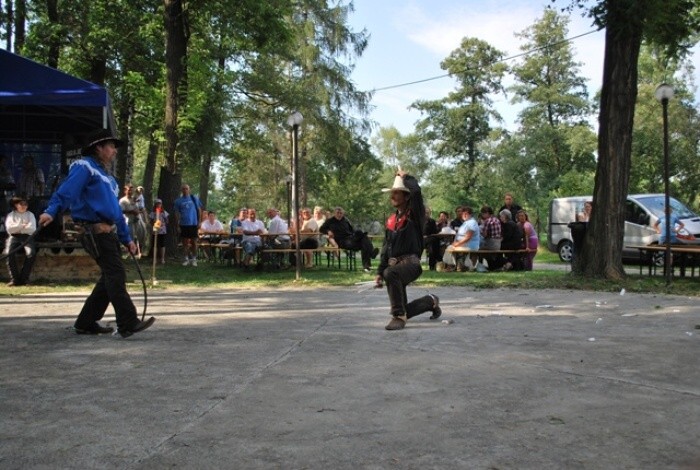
[116,101,132,187]
[5,0,12,51]
[46,0,59,68]
[199,152,211,208]
[577,13,643,279]
[142,126,159,208]
[163,0,187,174]
[158,166,181,252]
[13,0,25,53]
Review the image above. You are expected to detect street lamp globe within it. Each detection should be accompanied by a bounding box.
[654,84,674,102]
[287,111,304,128]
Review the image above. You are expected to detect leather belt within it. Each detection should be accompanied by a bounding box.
[75,221,116,234]
[388,254,420,266]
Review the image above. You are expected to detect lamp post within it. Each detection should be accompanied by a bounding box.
[287,111,304,281]
[284,175,293,227]
[655,83,674,286]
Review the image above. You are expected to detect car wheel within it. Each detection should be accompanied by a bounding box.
[558,240,573,262]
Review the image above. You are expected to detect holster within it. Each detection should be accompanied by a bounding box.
[74,224,103,260]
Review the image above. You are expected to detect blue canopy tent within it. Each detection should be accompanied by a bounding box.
[0,49,118,239]
[0,48,116,145]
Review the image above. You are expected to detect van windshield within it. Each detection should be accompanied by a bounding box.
[634,196,697,219]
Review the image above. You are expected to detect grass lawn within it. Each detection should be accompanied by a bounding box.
[0,246,697,297]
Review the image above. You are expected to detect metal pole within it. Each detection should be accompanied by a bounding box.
[662,98,671,286]
[292,124,302,281]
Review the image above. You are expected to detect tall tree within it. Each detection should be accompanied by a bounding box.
[412,37,507,190]
[509,8,595,194]
[565,0,700,279]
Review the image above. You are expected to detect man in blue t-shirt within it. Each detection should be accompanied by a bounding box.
[173,184,203,266]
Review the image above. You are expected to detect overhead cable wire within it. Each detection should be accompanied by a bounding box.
[370,28,602,93]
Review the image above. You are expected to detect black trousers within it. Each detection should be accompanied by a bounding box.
[338,234,375,269]
[75,232,139,331]
[6,234,36,284]
[381,260,434,318]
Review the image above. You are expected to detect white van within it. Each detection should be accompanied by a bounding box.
[548,194,700,262]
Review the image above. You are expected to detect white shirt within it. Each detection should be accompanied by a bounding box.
[268,214,290,242]
[5,210,36,235]
[201,219,224,234]
[241,219,266,244]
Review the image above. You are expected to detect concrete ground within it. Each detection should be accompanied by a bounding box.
[1,285,699,469]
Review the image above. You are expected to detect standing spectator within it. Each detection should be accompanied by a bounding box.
[119,184,143,258]
[577,201,593,222]
[499,192,522,219]
[424,207,440,271]
[4,196,36,286]
[494,209,524,271]
[241,208,266,267]
[173,184,203,266]
[149,199,169,264]
[38,128,155,337]
[320,207,379,273]
[18,156,45,198]
[517,210,538,271]
[18,156,45,217]
[376,172,440,331]
[0,154,15,216]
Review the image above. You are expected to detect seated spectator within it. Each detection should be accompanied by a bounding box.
[479,205,502,270]
[295,207,319,268]
[4,196,37,286]
[516,209,538,271]
[229,208,248,264]
[319,206,379,272]
[441,206,480,272]
[436,211,450,231]
[200,210,225,239]
[492,209,524,271]
[266,208,291,269]
[241,208,266,267]
[449,206,464,231]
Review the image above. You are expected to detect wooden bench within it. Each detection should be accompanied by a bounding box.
[628,244,700,278]
[442,248,532,271]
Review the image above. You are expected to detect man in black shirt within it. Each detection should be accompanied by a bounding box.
[376,172,441,331]
[319,207,378,272]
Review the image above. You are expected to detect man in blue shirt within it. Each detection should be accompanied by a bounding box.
[173,184,203,266]
[39,129,155,338]
[655,206,684,244]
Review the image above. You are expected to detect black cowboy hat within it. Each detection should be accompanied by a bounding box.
[83,128,124,154]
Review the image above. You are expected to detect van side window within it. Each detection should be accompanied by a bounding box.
[625,201,649,226]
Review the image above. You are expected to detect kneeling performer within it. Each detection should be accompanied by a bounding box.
[376,171,441,330]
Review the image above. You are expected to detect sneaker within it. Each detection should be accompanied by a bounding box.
[385,315,407,330]
[182,259,191,266]
[429,294,442,320]
[363,267,372,273]
[191,259,198,267]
